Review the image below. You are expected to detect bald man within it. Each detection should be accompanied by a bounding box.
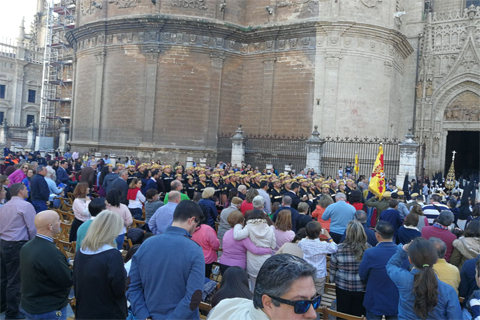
[20,211,72,320]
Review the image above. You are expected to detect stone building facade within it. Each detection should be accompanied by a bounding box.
[0,26,43,129]
[67,0,479,175]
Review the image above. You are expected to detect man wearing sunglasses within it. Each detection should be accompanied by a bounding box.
[209,254,319,319]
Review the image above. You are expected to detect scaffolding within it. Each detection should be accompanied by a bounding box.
[39,0,75,142]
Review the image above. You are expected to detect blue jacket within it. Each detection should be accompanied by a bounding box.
[386,244,463,320]
[395,226,421,245]
[56,167,69,185]
[322,201,356,235]
[379,208,403,237]
[30,174,49,202]
[198,198,217,230]
[127,226,204,320]
[459,255,480,302]
[144,179,157,194]
[359,242,399,316]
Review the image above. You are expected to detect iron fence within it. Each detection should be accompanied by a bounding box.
[217,133,307,172]
[217,133,402,179]
[321,136,401,180]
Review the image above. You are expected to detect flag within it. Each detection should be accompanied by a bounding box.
[354,153,359,175]
[368,145,386,199]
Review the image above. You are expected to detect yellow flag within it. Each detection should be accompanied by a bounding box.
[354,153,359,175]
[368,145,386,198]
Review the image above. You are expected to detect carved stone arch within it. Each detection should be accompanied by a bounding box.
[431,72,480,103]
[443,90,480,121]
[435,80,480,118]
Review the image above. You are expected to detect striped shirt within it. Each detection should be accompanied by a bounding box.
[423,203,449,225]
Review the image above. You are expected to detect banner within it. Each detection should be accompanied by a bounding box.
[368,145,386,198]
[354,153,359,175]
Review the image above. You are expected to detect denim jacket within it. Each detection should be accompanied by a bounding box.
[386,244,463,320]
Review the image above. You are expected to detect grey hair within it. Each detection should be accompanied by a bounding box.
[335,193,346,200]
[36,165,46,173]
[237,185,247,192]
[318,194,334,209]
[429,237,447,259]
[171,180,182,190]
[437,210,454,226]
[252,195,265,209]
[282,195,292,206]
[119,169,127,177]
[112,166,119,172]
[354,210,368,224]
[253,254,316,309]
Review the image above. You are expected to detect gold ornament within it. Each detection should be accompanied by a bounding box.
[445,151,456,190]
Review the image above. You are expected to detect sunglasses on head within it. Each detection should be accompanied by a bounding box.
[268,294,321,314]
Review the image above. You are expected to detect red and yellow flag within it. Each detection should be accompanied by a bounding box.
[368,145,386,198]
[354,153,359,175]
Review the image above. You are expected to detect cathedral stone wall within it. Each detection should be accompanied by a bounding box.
[68,0,415,164]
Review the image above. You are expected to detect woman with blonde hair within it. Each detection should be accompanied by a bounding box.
[198,187,218,229]
[73,210,127,319]
[330,219,371,316]
[270,209,295,254]
[127,178,146,220]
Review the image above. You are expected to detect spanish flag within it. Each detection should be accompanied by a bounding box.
[354,153,359,175]
[369,145,386,199]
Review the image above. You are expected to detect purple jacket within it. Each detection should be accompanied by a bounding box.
[219,228,272,269]
[8,169,26,187]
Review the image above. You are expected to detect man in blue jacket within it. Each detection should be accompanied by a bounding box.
[30,166,50,213]
[127,200,205,320]
[56,160,70,193]
[359,221,399,319]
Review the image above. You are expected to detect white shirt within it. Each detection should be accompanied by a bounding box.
[298,238,338,278]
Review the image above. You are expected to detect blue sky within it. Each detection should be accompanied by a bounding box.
[0,0,37,42]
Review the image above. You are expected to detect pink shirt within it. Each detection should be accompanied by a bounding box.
[219,228,272,269]
[73,198,91,222]
[0,196,37,241]
[271,227,295,254]
[191,224,220,264]
[106,204,133,235]
[8,169,27,187]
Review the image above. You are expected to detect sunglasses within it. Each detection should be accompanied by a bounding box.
[268,294,321,314]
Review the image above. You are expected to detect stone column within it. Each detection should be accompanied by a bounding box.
[305,125,325,174]
[231,125,245,167]
[58,123,69,152]
[186,157,194,168]
[206,53,225,150]
[25,122,37,151]
[396,132,419,188]
[0,121,9,146]
[92,51,105,141]
[110,154,117,167]
[262,58,276,134]
[140,48,160,148]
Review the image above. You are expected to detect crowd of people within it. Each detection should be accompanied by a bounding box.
[0,149,479,320]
